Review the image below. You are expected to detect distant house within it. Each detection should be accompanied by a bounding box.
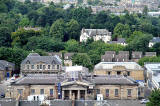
[0,60,15,82]
[80,28,112,43]
[48,52,63,59]
[64,53,74,66]
[109,38,127,46]
[149,37,160,47]
[21,53,62,75]
[145,52,157,57]
[115,51,129,62]
[101,51,116,62]
[131,51,143,62]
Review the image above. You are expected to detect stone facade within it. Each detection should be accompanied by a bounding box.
[80,29,112,43]
[0,60,15,82]
[94,62,144,81]
[21,53,62,75]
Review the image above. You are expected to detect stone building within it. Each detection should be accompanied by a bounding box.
[64,53,74,66]
[94,75,141,100]
[94,62,144,81]
[80,29,112,43]
[145,52,157,57]
[131,51,143,62]
[48,52,63,59]
[21,53,62,75]
[0,60,15,82]
[6,74,61,100]
[101,51,116,62]
[108,38,127,46]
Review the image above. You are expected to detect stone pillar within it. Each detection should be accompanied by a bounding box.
[69,90,72,100]
[62,90,64,100]
[85,90,87,100]
[77,90,80,100]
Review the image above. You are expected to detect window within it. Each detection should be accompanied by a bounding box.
[37,65,39,69]
[48,65,50,69]
[31,65,34,69]
[108,72,111,75]
[40,65,42,69]
[115,89,118,97]
[52,65,55,69]
[57,65,59,69]
[50,89,54,96]
[127,89,132,97]
[127,72,130,76]
[31,89,35,95]
[117,71,121,75]
[43,65,45,69]
[96,89,100,94]
[40,89,44,95]
[106,89,109,97]
[27,65,29,69]
[17,89,23,95]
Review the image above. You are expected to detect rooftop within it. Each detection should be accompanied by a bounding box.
[94,62,143,70]
[150,37,160,43]
[94,75,138,85]
[0,60,15,71]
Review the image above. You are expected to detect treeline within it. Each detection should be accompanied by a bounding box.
[1,0,160,70]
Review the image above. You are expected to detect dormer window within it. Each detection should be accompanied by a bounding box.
[27,65,29,70]
[43,65,45,69]
[57,65,59,70]
[31,65,34,69]
[37,65,39,69]
[48,65,50,69]
[40,65,42,69]
[52,65,55,69]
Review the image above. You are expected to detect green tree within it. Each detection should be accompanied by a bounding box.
[19,17,30,27]
[138,56,160,66]
[66,19,80,40]
[0,27,12,47]
[72,54,93,71]
[147,89,160,106]
[65,39,79,52]
[143,6,148,16]
[152,43,160,56]
[113,23,131,40]
[49,19,66,41]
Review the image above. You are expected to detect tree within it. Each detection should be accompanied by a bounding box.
[143,6,148,16]
[113,23,131,40]
[152,43,160,56]
[0,47,29,70]
[49,19,66,41]
[19,17,30,27]
[66,19,80,40]
[65,39,79,52]
[72,54,93,70]
[138,56,160,66]
[147,89,160,106]
[125,34,153,52]
[0,27,12,47]
[11,28,42,47]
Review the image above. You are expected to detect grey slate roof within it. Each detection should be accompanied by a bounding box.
[82,29,111,37]
[108,38,126,44]
[145,52,157,57]
[132,51,142,59]
[21,53,62,65]
[48,52,62,58]
[0,60,15,71]
[12,74,61,85]
[94,75,138,85]
[64,53,74,60]
[105,51,116,55]
[150,37,160,43]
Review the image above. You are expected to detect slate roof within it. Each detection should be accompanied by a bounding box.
[21,53,62,65]
[12,74,62,85]
[48,52,62,58]
[64,53,74,60]
[105,51,116,55]
[108,38,126,44]
[82,29,111,37]
[119,51,129,55]
[145,52,157,57]
[150,37,160,43]
[132,51,142,59]
[0,60,15,71]
[94,75,138,85]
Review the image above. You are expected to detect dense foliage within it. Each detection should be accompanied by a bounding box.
[147,89,160,106]
[0,0,160,70]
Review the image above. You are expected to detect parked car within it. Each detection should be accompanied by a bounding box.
[140,99,149,104]
[0,93,5,98]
